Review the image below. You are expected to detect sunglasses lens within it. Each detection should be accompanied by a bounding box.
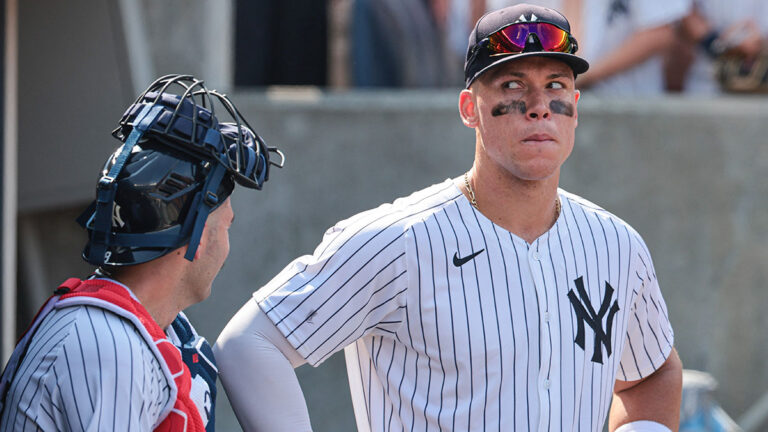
[533,23,571,51]
[489,23,572,55]
[489,24,528,53]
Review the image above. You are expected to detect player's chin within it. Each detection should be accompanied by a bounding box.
[510,160,562,181]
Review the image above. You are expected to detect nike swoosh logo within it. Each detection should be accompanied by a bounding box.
[453,249,485,267]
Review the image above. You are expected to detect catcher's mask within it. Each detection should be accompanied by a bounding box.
[77,74,284,266]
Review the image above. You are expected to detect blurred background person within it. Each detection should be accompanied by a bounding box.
[470,0,692,94]
[234,0,328,87]
[666,0,768,94]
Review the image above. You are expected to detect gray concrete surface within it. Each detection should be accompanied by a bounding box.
[16,91,768,431]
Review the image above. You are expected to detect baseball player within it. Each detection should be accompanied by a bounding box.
[0,75,283,431]
[215,4,682,432]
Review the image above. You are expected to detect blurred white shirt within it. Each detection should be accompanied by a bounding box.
[487,0,691,95]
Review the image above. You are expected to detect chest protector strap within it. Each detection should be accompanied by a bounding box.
[0,278,205,432]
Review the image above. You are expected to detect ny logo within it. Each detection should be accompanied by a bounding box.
[514,13,539,23]
[112,203,126,228]
[567,277,620,364]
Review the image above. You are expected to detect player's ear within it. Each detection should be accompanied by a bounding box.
[573,89,580,125]
[194,230,205,261]
[180,227,206,262]
[459,89,479,128]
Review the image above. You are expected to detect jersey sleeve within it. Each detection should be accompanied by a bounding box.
[31,307,172,431]
[617,238,675,381]
[631,0,690,30]
[255,211,410,366]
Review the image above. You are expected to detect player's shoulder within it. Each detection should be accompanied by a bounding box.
[328,179,463,236]
[559,189,647,245]
[51,303,164,369]
[21,304,163,390]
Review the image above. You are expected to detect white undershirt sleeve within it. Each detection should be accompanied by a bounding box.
[214,299,312,432]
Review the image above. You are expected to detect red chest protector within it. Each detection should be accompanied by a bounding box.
[16,278,205,431]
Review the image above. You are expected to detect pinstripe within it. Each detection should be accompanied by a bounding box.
[423,222,447,430]
[275,230,401,328]
[85,307,104,427]
[324,286,405,353]
[120,320,136,432]
[404,266,419,432]
[608,219,626,383]
[633,312,658,369]
[73,325,95,411]
[546,232,564,432]
[493,223,516,431]
[618,224,636,381]
[39,392,56,426]
[639,296,665,357]
[469,206,506,432]
[510,238,533,431]
[536,254,553,432]
[12,309,79,405]
[61,341,86,431]
[383,339,397,431]
[570,201,596,432]
[595,216,615,428]
[562,198,588,431]
[103,309,120,431]
[309,273,407,358]
[0,304,173,431]
[581,208,609,430]
[559,201,581,432]
[372,338,380,428]
[294,252,405,349]
[52,366,76,431]
[24,357,58,431]
[457,204,490,431]
[444,202,476,430]
[254,181,674,432]
[358,350,372,428]
[413,228,434,432]
[285,233,406,337]
[436,209,460,431]
[265,185,457,314]
[582,206,599,432]
[13,313,77,432]
[393,343,408,431]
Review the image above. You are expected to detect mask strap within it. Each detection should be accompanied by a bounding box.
[183,162,228,261]
[86,104,164,264]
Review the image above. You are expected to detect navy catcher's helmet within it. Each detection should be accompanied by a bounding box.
[77,74,284,266]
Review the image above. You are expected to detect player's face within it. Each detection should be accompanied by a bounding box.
[189,197,234,303]
[463,57,579,182]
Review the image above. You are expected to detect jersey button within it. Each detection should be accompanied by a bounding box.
[544,379,551,389]
[543,312,550,322]
[533,251,540,260]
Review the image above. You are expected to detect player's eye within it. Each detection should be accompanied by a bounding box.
[502,80,523,90]
[547,81,565,89]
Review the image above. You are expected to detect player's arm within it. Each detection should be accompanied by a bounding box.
[576,23,677,89]
[609,347,683,431]
[214,299,313,432]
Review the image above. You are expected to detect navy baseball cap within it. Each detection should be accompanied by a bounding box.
[464,3,590,87]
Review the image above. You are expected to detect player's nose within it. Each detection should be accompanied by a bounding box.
[525,91,550,120]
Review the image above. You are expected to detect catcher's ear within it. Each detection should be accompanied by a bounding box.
[459,89,479,128]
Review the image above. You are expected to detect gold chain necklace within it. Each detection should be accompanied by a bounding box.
[463,172,561,221]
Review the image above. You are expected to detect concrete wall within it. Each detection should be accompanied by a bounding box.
[17,0,231,213]
[17,91,768,430]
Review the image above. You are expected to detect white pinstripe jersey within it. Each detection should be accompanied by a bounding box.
[0,283,172,431]
[255,179,674,432]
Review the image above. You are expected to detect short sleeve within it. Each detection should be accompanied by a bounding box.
[617,240,675,381]
[632,0,691,30]
[255,213,410,366]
